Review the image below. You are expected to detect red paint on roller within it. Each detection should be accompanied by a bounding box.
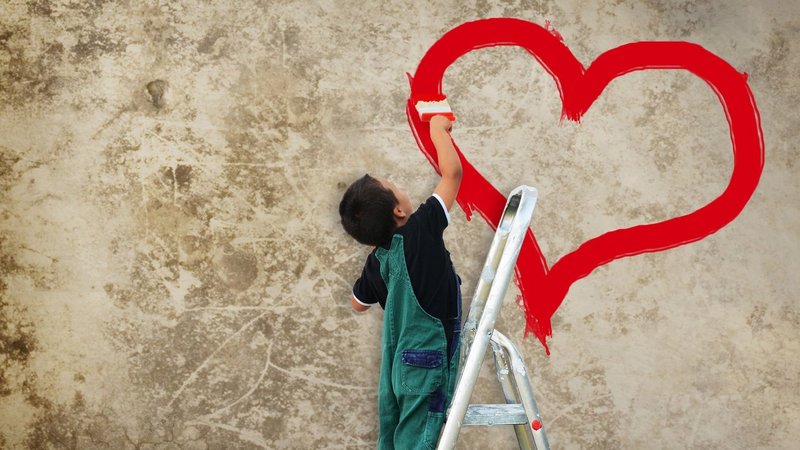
[419,111,456,122]
[406,18,764,353]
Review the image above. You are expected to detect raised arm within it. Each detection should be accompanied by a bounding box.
[430,115,462,210]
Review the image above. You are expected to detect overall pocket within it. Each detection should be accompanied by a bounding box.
[399,349,443,394]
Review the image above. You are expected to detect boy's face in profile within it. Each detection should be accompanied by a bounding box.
[377,178,413,224]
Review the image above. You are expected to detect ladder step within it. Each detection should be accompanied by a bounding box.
[462,404,528,426]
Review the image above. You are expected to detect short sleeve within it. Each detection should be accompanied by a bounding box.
[411,194,450,236]
[352,252,386,307]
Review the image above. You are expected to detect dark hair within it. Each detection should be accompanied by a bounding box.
[339,174,398,246]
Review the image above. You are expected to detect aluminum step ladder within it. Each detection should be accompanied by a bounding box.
[437,186,549,450]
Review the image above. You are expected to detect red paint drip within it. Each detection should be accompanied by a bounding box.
[406,18,765,354]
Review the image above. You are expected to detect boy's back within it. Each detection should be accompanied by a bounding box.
[352,193,461,359]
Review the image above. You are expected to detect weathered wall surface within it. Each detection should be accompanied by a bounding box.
[1,1,798,448]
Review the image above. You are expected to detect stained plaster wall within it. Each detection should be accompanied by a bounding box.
[1,0,798,448]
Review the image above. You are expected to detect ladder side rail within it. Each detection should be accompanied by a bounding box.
[492,331,550,450]
[455,189,518,391]
[458,205,512,373]
[491,339,536,449]
[437,186,538,450]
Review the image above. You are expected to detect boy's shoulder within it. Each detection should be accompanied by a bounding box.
[388,194,451,265]
[407,193,450,231]
[370,194,450,257]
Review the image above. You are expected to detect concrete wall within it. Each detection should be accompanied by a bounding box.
[1,1,798,448]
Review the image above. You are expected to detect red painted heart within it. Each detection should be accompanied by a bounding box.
[406,18,764,353]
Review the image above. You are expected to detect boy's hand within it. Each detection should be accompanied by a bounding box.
[351,296,370,312]
[430,115,453,132]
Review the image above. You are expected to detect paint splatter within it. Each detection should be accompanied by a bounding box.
[544,19,564,42]
[406,18,764,353]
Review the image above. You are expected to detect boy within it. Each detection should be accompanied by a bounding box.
[339,115,462,449]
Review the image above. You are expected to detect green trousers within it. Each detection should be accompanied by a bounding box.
[375,235,461,449]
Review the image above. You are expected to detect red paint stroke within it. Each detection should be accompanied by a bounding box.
[406,18,764,354]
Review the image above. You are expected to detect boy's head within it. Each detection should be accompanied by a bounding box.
[339,174,412,246]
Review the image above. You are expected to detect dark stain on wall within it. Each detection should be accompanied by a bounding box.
[0,241,37,398]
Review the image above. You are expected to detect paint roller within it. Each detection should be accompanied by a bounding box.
[414,98,456,122]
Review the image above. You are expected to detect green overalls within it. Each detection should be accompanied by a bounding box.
[375,234,461,449]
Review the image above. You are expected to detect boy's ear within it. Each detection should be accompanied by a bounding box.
[393,205,407,219]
